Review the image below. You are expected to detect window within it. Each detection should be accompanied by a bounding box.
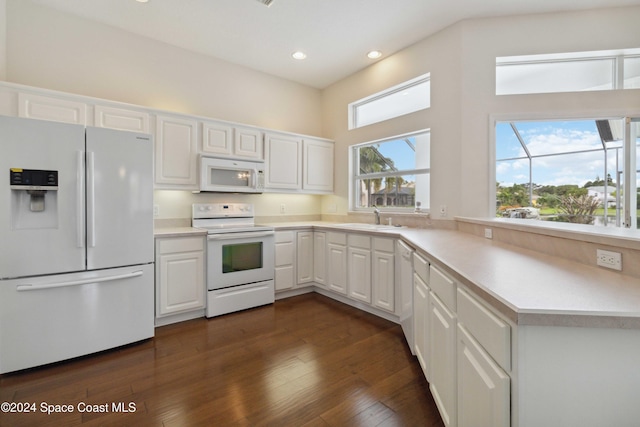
[495,117,640,228]
[349,74,430,129]
[496,49,640,95]
[351,130,430,211]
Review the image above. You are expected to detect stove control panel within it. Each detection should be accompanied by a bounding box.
[192,203,254,219]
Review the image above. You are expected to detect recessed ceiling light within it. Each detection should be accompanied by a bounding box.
[292,51,307,60]
[135,0,149,3]
[367,50,382,59]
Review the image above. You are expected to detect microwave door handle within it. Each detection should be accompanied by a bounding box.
[251,169,257,189]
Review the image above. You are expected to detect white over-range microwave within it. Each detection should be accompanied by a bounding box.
[198,156,265,193]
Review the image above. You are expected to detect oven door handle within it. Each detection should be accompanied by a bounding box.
[207,231,275,241]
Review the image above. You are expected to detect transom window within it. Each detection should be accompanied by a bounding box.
[495,117,640,228]
[496,48,640,95]
[348,74,430,129]
[351,130,430,211]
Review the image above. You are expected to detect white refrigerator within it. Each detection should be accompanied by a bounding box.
[0,115,154,374]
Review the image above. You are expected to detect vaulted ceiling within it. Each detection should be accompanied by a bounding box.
[30,0,640,88]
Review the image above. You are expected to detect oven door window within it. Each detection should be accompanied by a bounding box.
[222,242,263,273]
[210,168,251,188]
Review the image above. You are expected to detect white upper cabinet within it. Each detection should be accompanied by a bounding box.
[201,121,263,160]
[155,115,198,189]
[94,105,150,133]
[303,138,334,193]
[201,120,234,156]
[18,93,87,125]
[264,133,303,190]
[234,126,263,159]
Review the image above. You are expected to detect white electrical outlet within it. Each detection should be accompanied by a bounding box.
[596,249,622,271]
[280,204,286,214]
[484,228,492,239]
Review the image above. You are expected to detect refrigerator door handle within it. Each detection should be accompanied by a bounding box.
[87,151,96,248]
[15,270,144,292]
[76,150,85,248]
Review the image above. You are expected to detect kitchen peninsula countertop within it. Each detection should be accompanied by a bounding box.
[266,221,640,329]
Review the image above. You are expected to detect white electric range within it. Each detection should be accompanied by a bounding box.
[192,203,275,317]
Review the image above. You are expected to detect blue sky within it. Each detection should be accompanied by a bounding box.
[496,120,626,188]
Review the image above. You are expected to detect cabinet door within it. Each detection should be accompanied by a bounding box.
[313,232,327,286]
[18,93,87,125]
[155,115,198,188]
[297,231,314,285]
[303,138,334,192]
[94,105,149,133]
[235,127,263,159]
[348,246,371,303]
[274,231,295,291]
[265,133,302,190]
[327,243,347,295]
[373,249,394,312]
[429,293,457,427]
[158,251,205,316]
[414,273,430,380]
[201,120,234,156]
[457,325,510,427]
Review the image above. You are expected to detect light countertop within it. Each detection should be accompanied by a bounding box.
[265,221,640,329]
[154,227,207,238]
[155,221,640,329]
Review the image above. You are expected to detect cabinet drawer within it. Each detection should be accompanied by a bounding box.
[348,234,371,249]
[275,231,295,243]
[327,232,347,246]
[373,237,394,253]
[429,265,456,312]
[158,236,204,254]
[413,253,429,283]
[457,287,511,371]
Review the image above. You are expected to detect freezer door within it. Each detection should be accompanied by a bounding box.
[0,116,86,279]
[86,127,154,270]
[0,264,154,374]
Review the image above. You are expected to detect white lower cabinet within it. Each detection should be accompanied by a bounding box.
[429,291,458,427]
[155,236,205,322]
[313,232,327,286]
[297,231,314,286]
[414,271,430,379]
[274,231,296,291]
[275,230,315,293]
[372,237,395,313]
[347,234,372,303]
[327,232,348,295]
[457,324,510,427]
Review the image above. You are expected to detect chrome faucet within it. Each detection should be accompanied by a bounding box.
[373,205,381,225]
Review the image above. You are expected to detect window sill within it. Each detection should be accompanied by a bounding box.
[456,217,640,251]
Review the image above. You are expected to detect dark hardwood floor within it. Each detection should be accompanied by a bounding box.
[0,293,444,426]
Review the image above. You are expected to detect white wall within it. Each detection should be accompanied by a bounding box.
[5,0,322,136]
[321,6,640,218]
[0,0,5,80]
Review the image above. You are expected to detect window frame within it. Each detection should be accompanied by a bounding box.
[348,73,430,130]
[350,130,430,213]
[490,112,640,229]
[496,48,640,95]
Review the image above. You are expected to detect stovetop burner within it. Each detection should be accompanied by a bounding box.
[192,203,274,234]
